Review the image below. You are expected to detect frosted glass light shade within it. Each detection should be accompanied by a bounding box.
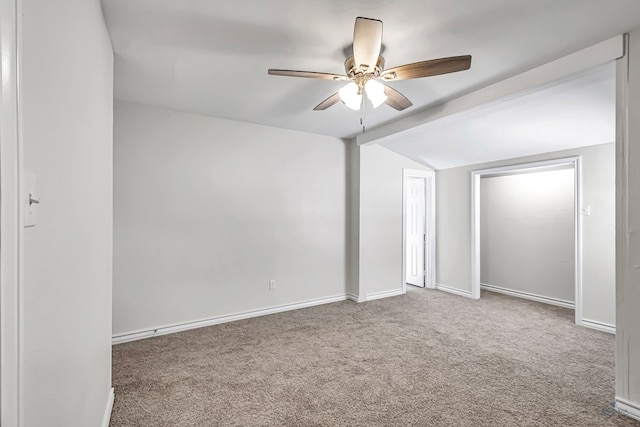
[339,82,362,110]
[365,79,387,108]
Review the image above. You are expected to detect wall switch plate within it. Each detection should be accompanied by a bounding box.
[269,280,276,290]
[24,170,38,227]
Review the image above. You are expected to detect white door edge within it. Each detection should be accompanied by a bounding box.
[0,0,24,424]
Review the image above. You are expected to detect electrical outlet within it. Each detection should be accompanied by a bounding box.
[269,280,276,290]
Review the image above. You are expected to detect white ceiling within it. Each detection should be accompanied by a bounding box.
[380,62,616,169]
[102,0,640,141]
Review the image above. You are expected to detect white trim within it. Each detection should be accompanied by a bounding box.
[435,283,474,299]
[0,0,23,424]
[614,33,632,412]
[481,283,575,309]
[581,319,616,334]
[101,388,115,427]
[427,171,437,288]
[402,168,436,294]
[470,157,583,322]
[616,397,640,422]
[365,288,405,301]
[113,294,351,345]
[346,293,359,302]
[573,158,584,327]
[470,169,482,300]
[357,35,624,145]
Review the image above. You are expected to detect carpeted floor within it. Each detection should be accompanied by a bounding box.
[110,290,640,426]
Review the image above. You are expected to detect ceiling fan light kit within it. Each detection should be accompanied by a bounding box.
[268,17,472,115]
[364,80,387,108]
[338,82,362,110]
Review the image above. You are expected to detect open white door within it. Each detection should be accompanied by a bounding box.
[405,172,432,290]
[403,169,436,291]
[406,177,426,287]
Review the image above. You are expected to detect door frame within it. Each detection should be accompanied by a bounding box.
[1,0,24,424]
[402,169,436,293]
[470,156,582,323]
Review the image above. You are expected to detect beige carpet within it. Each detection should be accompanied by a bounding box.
[110,290,640,426]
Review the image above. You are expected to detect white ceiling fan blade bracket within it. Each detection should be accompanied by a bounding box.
[381,71,397,81]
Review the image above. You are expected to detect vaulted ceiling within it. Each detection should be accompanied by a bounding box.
[102,0,640,148]
[379,63,616,169]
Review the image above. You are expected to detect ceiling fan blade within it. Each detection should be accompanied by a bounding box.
[313,92,341,111]
[268,69,349,81]
[383,85,413,111]
[380,55,472,81]
[353,17,383,72]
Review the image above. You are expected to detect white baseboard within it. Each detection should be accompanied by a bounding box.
[616,397,640,421]
[112,294,350,345]
[365,288,405,301]
[101,387,114,427]
[346,293,359,302]
[580,318,616,334]
[435,283,474,298]
[481,283,575,309]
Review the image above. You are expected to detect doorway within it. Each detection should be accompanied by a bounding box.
[470,157,582,323]
[402,169,436,291]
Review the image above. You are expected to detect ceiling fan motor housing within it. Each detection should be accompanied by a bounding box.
[345,55,385,78]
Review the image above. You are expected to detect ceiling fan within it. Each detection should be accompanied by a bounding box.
[268,17,472,112]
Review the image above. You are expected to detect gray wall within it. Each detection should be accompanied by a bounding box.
[480,169,575,302]
[113,102,347,335]
[21,0,114,425]
[437,142,615,326]
[358,145,430,298]
[616,29,640,410]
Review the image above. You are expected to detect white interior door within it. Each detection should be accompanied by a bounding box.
[406,177,426,287]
